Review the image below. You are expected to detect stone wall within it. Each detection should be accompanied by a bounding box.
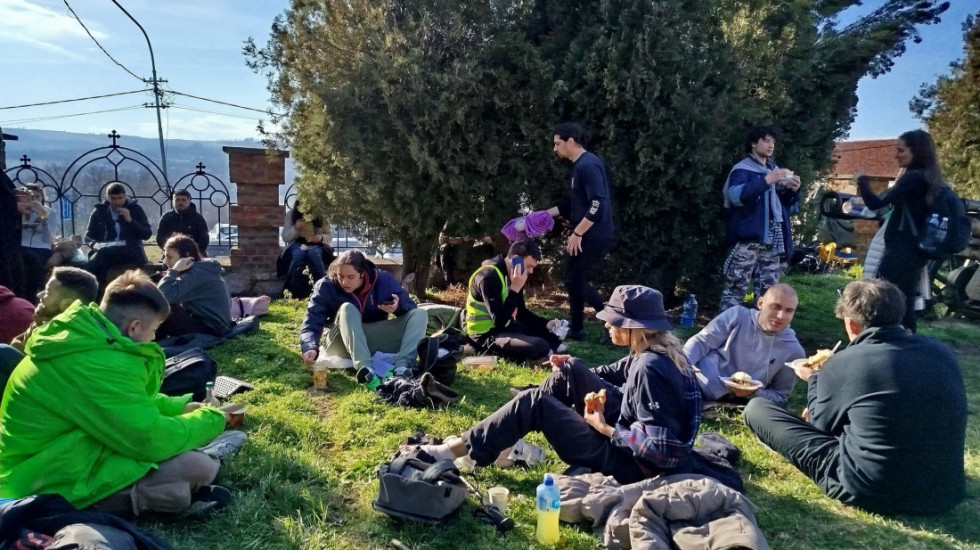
[224,146,288,295]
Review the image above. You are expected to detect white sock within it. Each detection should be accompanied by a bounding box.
[419,443,456,462]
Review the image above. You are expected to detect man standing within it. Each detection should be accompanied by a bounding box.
[84,182,152,286]
[720,125,800,311]
[684,283,804,406]
[744,279,966,515]
[547,122,614,341]
[464,239,564,363]
[157,189,210,254]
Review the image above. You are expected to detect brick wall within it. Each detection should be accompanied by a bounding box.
[224,146,288,295]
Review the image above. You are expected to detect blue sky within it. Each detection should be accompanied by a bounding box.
[0,0,974,142]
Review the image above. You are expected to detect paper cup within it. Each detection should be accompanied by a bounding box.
[487,486,509,514]
[225,405,245,428]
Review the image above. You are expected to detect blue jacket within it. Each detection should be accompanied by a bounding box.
[299,260,416,353]
[723,157,798,257]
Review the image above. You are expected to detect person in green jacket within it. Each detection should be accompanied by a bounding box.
[0,270,238,517]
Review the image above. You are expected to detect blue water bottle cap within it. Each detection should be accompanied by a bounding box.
[543,473,554,485]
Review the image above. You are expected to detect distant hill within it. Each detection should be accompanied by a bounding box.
[3,128,296,194]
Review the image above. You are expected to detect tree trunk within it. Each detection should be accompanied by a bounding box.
[401,234,439,298]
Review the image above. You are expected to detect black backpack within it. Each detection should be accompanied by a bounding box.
[160,348,217,402]
[904,186,972,259]
[415,330,464,386]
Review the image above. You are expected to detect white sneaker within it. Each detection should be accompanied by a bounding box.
[197,430,248,464]
[507,439,545,467]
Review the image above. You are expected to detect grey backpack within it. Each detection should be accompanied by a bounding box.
[373,456,468,524]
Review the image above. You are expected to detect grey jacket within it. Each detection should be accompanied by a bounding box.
[157,259,232,335]
[683,306,804,405]
[558,472,769,550]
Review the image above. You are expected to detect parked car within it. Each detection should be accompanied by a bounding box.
[209,223,238,246]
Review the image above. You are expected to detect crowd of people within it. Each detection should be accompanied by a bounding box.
[0,122,969,544]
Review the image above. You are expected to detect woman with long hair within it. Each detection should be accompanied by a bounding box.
[858,129,947,331]
[282,199,332,282]
[421,285,702,484]
[299,250,427,385]
[156,233,232,338]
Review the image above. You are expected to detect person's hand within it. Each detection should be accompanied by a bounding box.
[547,319,559,331]
[549,354,572,372]
[182,402,203,414]
[794,364,815,382]
[308,234,323,244]
[786,175,801,191]
[302,349,318,365]
[566,234,583,256]
[378,294,399,314]
[764,168,792,185]
[172,257,194,272]
[801,407,809,422]
[509,263,528,293]
[584,405,613,436]
[114,206,131,222]
[29,201,48,219]
[294,218,308,230]
[729,384,758,398]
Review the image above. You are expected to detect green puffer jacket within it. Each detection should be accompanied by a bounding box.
[0,301,226,508]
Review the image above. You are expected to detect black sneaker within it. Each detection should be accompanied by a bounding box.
[180,485,232,518]
[566,328,588,341]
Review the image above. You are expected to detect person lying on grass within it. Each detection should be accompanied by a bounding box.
[744,279,967,515]
[422,285,702,484]
[0,270,244,518]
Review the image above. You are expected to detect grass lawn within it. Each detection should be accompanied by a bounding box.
[149,272,980,549]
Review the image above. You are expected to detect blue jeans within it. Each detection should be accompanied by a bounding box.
[287,243,326,280]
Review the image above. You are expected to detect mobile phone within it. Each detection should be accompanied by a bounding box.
[380,295,396,306]
[511,256,524,275]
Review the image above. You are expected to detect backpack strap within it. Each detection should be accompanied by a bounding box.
[388,455,431,476]
[421,459,462,485]
[901,204,918,236]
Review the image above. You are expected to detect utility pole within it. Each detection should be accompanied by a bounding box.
[109,0,169,189]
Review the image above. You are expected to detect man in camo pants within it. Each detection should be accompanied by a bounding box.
[720,125,801,311]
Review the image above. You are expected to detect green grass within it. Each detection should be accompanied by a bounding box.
[147,274,980,549]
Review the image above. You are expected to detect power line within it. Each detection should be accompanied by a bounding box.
[168,90,281,116]
[0,90,148,110]
[62,0,143,82]
[0,105,145,125]
[169,103,265,120]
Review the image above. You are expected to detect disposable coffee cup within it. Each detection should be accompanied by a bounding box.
[224,404,245,428]
[487,486,509,514]
[312,363,328,391]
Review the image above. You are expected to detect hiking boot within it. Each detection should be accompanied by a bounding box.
[180,485,232,518]
[565,328,588,341]
[420,372,460,406]
[197,430,248,464]
[356,367,381,391]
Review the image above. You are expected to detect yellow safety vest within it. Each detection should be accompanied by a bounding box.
[465,264,509,335]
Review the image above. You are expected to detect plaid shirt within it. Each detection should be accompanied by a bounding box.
[610,353,702,470]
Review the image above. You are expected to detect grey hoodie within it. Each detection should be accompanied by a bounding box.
[157,259,231,335]
[683,306,804,405]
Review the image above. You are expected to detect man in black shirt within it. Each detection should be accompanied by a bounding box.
[156,189,210,254]
[547,122,614,341]
[744,279,966,515]
[464,239,563,363]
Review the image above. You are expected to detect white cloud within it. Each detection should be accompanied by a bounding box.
[0,0,109,51]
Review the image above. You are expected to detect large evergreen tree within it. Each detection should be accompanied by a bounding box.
[248,0,949,300]
[913,12,980,199]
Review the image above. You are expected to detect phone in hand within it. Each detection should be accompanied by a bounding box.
[511,256,524,275]
[380,295,396,306]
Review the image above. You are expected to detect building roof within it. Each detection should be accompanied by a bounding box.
[831,139,900,179]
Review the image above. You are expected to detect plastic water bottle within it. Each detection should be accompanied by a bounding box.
[680,294,698,327]
[203,382,220,407]
[920,214,942,254]
[535,473,561,546]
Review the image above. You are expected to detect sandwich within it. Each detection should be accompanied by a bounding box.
[804,349,834,371]
[584,389,607,414]
[729,371,754,387]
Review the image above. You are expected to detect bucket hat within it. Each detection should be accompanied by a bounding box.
[596,285,672,330]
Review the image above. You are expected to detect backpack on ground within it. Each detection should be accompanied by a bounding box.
[903,186,971,259]
[415,330,464,386]
[160,347,217,402]
[373,454,469,525]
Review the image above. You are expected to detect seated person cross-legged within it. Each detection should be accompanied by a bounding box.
[744,279,967,515]
[421,285,702,485]
[0,270,242,518]
[83,182,152,288]
[300,250,427,385]
[684,283,804,407]
[464,239,564,363]
[156,233,232,339]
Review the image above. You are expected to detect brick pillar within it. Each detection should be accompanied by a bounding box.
[224,146,289,295]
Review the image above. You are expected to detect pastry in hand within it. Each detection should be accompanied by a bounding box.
[804,349,834,371]
[584,389,607,414]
